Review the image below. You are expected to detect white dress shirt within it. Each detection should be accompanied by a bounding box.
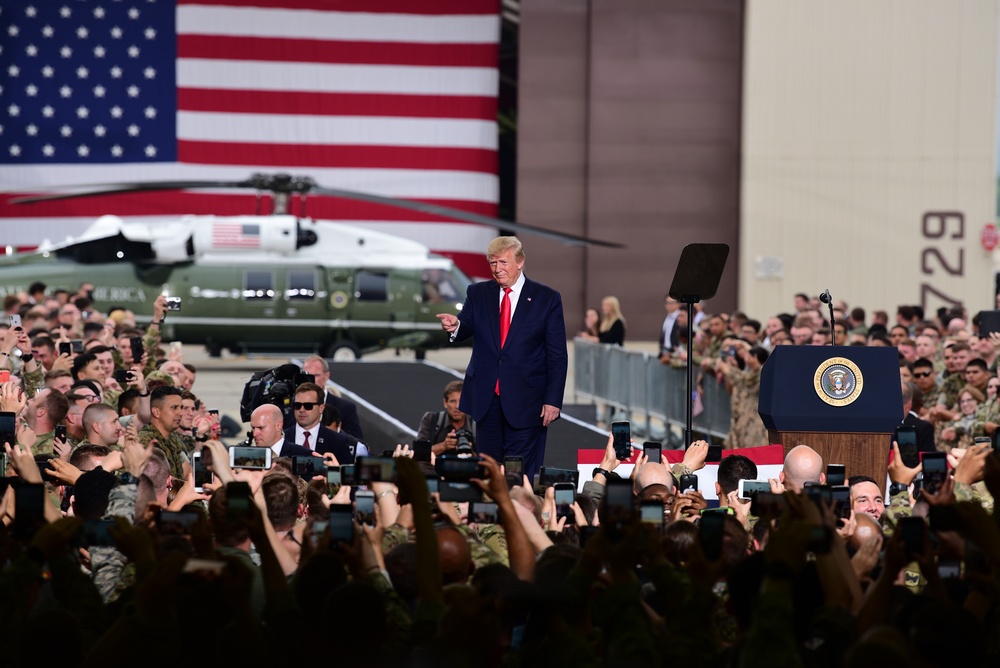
[450,271,527,340]
[296,424,319,450]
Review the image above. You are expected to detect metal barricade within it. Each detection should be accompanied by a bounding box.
[573,339,731,443]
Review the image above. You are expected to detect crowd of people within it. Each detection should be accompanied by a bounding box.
[3,280,1000,665]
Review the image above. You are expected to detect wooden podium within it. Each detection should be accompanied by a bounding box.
[758,346,902,493]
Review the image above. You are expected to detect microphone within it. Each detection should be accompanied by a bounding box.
[819,289,834,345]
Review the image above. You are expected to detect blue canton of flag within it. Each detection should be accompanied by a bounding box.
[0,0,177,164]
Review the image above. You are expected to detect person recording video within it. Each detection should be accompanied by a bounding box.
[416,380,476,456]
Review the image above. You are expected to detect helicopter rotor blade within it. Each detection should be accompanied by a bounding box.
[308,185,624,249]
[9,179,252,204]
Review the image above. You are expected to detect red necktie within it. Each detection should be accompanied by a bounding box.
[303,431,311,449]
[496,287,512,394]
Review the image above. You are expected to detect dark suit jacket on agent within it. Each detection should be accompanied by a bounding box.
[325,393,363,441]
[283,424,356,463]
[276,439,315,459]
[902,411,936,453]
[453,274,568,464]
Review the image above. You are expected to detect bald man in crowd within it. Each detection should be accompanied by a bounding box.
[775,444,826,492]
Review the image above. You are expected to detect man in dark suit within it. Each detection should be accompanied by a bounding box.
[901,381,936,453]
[301,355,364,441]
[283,382,355,463]
[437,236,568,478]
[251,404,314,459]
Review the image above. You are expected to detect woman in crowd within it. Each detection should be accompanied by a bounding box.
[940,384,984,450]
[597,296,626,346]
[575,307,601,341]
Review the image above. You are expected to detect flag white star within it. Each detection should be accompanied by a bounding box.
[76,106,89,119]
[26,124,37,136]
[127,85,139,97]
[77,26,89,39]
[26,6,37,18]
[0,124,4,136]
[60,125,72,137]
[42,105,54,117]
[25,84,37,96]
[94,45,106,58]
[127,124,139,136]
[7,104,20,117]
[110,106,122,118]
[94,124,106,137]
[128,8,140,20]
[59,85,72,98]
[143,66,155,79]
[9,145,21,157]
[25,44,37,56]
[94,7,105,19]
[60,45,72,58]
[7,65,19,77]
[111,26,122,39]
[144,106,156,119]
[110,66,122,78]
[42,65,53,77]
[77,145,90,157]
[144,145,157,157]
[111,145,123,157]
[42,144,54,156]
[60,6,71,18]
[144,27,156,39]
[93,85,106,97]
[42,25,54,38]
[128,45,139,58]
[7,25,18,37]
[76,66,88,79]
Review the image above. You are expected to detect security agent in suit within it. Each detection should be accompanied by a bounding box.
[301,355,364,441]
[436,236,568,479]
[251,403,314,459]
[901,381,936,453]
[284,382,355,463]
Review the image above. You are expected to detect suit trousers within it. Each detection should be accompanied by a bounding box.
[476,393,547,480]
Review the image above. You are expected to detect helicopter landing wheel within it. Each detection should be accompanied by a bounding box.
[415,348,426,361]
[326,340,360,361]
[206,342,223,358]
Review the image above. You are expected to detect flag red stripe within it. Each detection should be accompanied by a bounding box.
[178,0,501,15]
[178,35,497,68]
[0,193,498,221]
[177,141,497,173]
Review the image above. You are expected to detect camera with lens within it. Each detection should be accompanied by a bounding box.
[239,363,300,422]
[453,428,475,456]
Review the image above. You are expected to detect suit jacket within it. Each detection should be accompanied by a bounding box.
[276,439,314,459]
[283,424,356,464]
[325,393,363,441]
[454,276,568,427]
[902,411,936,453]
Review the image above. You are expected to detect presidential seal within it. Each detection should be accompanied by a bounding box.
[814,357,863,406]
[330,291,349,309]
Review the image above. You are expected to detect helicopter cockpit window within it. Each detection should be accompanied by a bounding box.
[356,272,388,302]
[243,271,275,301]
[286,271,316,301]
[421,268,461,304]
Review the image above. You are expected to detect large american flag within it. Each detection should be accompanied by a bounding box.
[0,0,499,277]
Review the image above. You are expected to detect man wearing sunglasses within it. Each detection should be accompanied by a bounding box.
[283,382,355,464]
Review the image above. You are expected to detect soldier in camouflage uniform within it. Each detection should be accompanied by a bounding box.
[971,376,1000,439]
[21,388,70,457]
[138,385,190,479]
[934,342,973,415]
[911,358,940,417]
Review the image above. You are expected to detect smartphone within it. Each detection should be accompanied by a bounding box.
[938,558,961,579]
[805,483,833,507]
[750,491,788,517]
[129,336,144,362]
[895,426,919,468]
[292,456,327,478]
[54,424,67,443]
[354,489,375,527]
[826,464,846,487]
[15,484,46,538]
[0,370,9,384]
[921,452,947,495]
[341,464,356,487]
[640,500,664,527]
[7,314,21,329]
[229,446,272,470]
[806,525,832,554]
[642,441,661,464]
[355,456,397,484]
[604,478,633,512]
[538,466,579,489]
[900,516,925,558]
[77,519,117,547]
[503,456,524,489]
[208,409,220,418]
[831,485,851,521]
[412,439,432,463]
[157,509,200,536]
[436,456,487,482]
[71,339,84,354]
[611,421,632,460]
[58,342,72,357]
[326,466,341,487]
[192,452,213,493]
[699,510,725,561]
[737,479,770,501]
[975,436,992,447]
[425,475,440,495]
[678,474,698,494]
[469,501,499,525]
[0,411,17,447]
[113,369,133,385]
[165,297,182,311]
[706,445,723,463]
[329,505,354,545]
[438,480,483,503]
[554,482,576,526]
[226,481,252,518]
